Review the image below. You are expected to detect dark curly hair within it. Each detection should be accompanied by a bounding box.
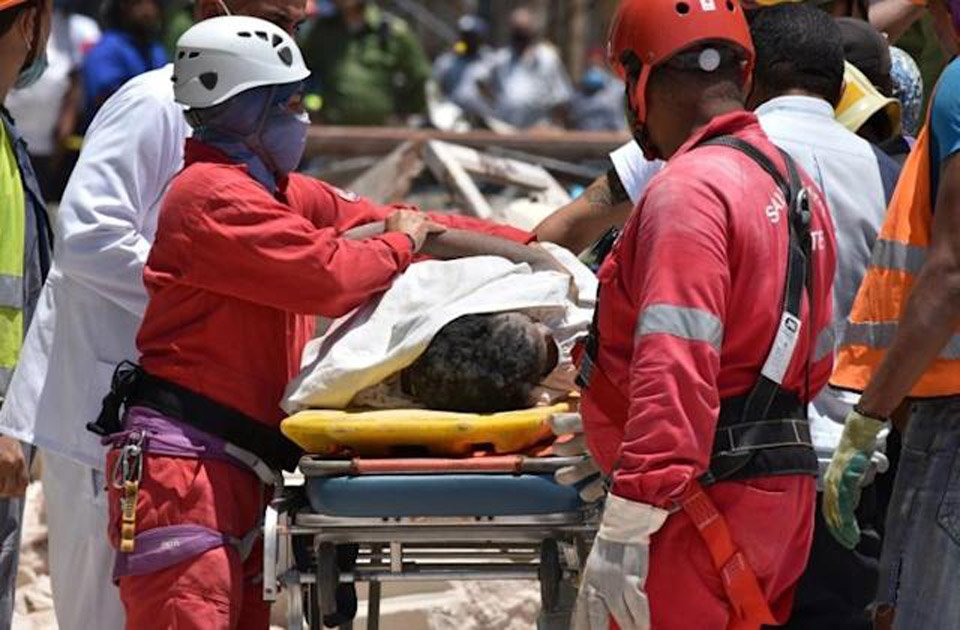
[403,313,550,413]
[750,4,845,106]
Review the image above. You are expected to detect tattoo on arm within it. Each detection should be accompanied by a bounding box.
[585,176,615,213]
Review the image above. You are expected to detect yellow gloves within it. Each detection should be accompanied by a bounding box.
[822,408,887,549]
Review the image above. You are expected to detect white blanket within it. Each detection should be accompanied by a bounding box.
[282,244,596,413]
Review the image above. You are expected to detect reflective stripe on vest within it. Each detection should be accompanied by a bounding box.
[832,110,960,397]
[0,120,25,382]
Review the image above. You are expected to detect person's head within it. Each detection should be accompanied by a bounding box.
[103,0,162,41]
[836,17,892,96]
[0,0,53,98]
[173,16,311,181]
[508,7,541,52]
[455,14,487,57]
[608,0,754,161]
[194,0,307,35]
[403,313,558,414]
[889,46,922,136]
[746,4,845,109]
[835,60,901,143]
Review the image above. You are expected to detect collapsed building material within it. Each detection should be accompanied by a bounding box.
[306,126,629,162]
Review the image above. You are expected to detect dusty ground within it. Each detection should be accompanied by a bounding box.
[11,483,540,630]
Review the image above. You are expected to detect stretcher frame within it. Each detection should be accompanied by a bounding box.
[263,456,600,630]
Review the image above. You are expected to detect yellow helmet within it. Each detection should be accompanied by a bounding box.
[835,61,902,140]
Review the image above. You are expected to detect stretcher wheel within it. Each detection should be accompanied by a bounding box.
[539,539,562,613]
[316,542,340,621]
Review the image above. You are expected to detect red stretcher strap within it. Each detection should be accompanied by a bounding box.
[678,481,777,626]
[352,456,526,474]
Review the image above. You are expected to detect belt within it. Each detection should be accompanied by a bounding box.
[89,362,302,472]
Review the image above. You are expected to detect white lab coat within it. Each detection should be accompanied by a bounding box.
[0,65,187,471]
[0,66,186,630]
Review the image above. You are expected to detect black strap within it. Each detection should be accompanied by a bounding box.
[88,363,303,472]
[699,136,813,423]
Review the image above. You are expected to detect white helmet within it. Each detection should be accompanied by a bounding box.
[173,16,310,109]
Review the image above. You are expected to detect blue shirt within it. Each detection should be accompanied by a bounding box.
[82,30,167,127]
[929,57,960,202]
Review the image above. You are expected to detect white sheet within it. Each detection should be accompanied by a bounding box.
[282,243,596,412]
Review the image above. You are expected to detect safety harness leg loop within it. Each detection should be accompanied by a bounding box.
[677,482,777,626]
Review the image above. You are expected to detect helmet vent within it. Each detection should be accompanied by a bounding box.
[272,34,283,47]
[726,0,735,10]
[255,31,268,41]
[238,31,252,38]
[177,51,185,59]
[278,46,293,67]
[200,72,218,90]
[188,52,200,59]
[676,2,690,14]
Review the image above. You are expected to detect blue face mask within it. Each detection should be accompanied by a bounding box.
[259,108,310,177]
[193,84,309,191]
[15,50,48,90]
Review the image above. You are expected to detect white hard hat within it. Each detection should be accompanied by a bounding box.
[173,16,310,109]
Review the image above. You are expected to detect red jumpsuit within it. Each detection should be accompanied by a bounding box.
[580,112,837,629]
[107,140,531,629]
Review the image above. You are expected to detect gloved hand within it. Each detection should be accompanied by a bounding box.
[548,413,605,502]
[822,408,887,550]
[573,494,669,630]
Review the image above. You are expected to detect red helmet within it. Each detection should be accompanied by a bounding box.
[608,0,755,126]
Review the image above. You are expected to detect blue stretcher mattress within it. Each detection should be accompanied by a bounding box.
[305,474,584,517]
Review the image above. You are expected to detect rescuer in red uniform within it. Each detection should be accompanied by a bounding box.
[573,2,838,629]
[92,16,557,630]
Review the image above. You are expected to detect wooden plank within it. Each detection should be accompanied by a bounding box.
[434,142,570,210]
[423,141,495,220]
[423,141,571,224]
[347,141,425,204]
[306,126,630,161]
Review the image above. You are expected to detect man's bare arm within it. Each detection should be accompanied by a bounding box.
[343,222,563,271]
[857,153,960,418]
[868,0,925,42]
[534,174,633,253]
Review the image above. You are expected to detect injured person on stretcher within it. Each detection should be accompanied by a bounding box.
[284,242,596,415]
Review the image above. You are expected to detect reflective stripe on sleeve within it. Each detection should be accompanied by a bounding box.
[843,321,960,360]
[870,240,927,275]
[635,304,724,350]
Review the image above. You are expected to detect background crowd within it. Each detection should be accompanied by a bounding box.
[3,0,952,205]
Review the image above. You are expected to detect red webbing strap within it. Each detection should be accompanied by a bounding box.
[352,456,525,474]
[678,481,777,626]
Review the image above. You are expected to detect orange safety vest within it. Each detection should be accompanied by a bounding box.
[831,110,960,397]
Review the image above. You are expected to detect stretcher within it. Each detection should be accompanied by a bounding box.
[281,403,570,457]
[264,407,599,630]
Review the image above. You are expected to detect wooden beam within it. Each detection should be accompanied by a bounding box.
[306,126,630,161]
[347,141,425,204]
